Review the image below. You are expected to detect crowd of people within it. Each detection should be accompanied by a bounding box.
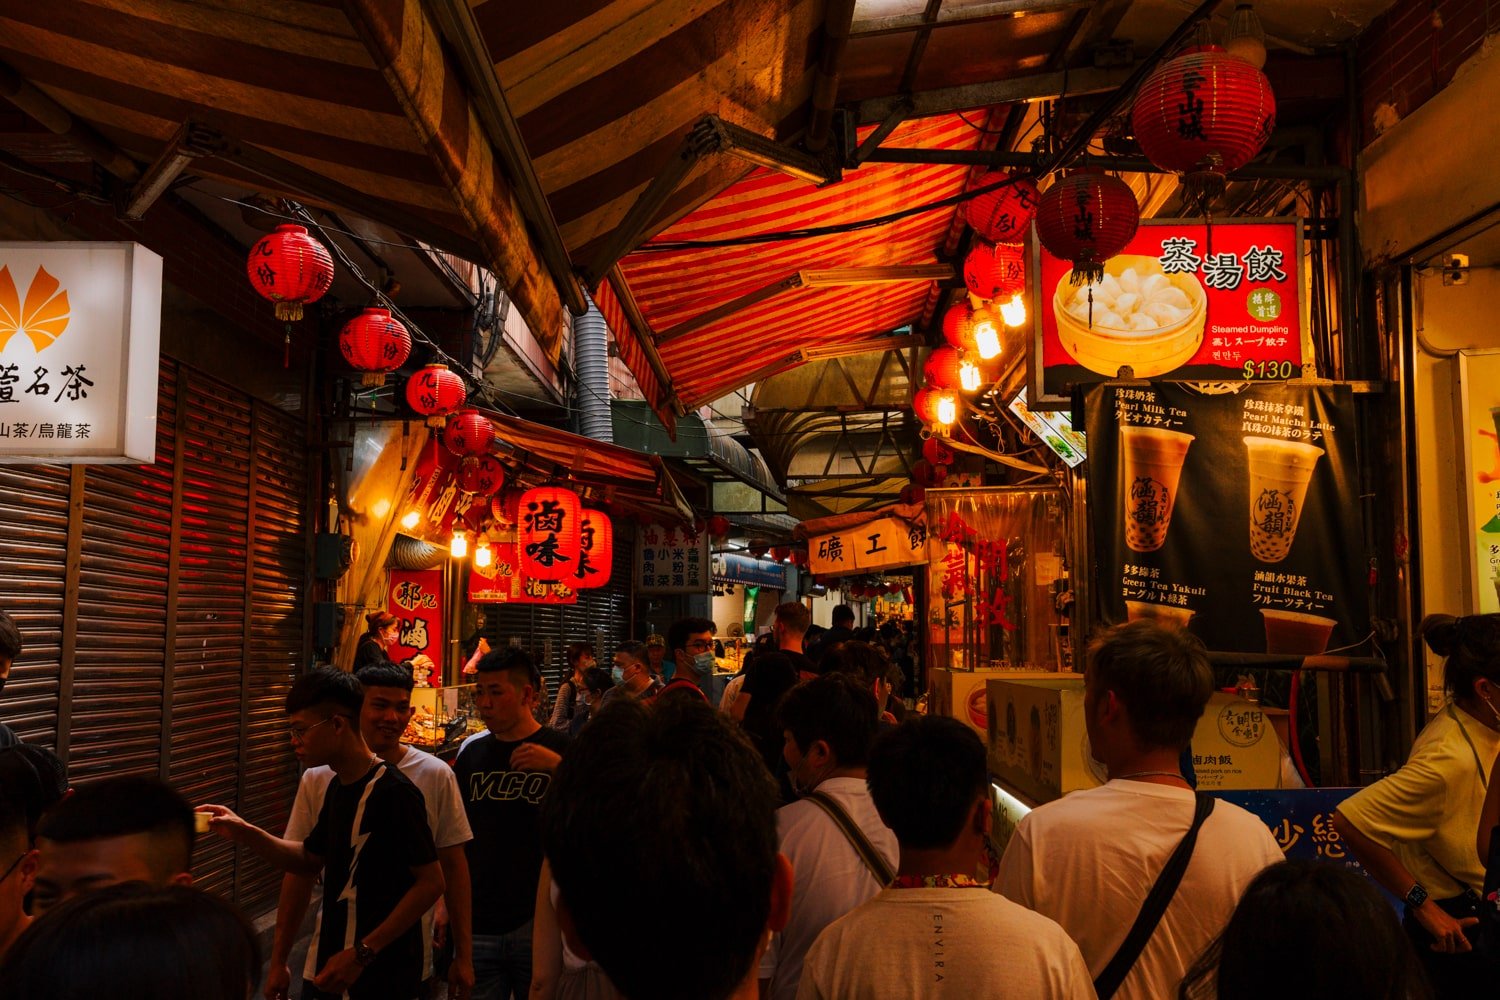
[0,604,1493,999]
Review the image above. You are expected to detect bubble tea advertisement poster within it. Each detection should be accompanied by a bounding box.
[1031,219,1306,409]
[1083,381,1368,656]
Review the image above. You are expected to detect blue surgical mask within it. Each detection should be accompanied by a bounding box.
[693,650,716,684]
[611,665,626,686]
[662,659,675,683]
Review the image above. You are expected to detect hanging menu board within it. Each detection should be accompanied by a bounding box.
[1084,381,1368,655]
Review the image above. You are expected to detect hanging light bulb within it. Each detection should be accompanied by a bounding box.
[1225,3,1267,69]
[971,309,1002,360]
[1000,292,1027,328]
[958,355,984,393]
[934,393,959,427]
[450,529,468,559]
[400,509,421,531]
[474,539,493,568]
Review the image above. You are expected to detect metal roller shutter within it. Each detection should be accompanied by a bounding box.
[0,464,70,747]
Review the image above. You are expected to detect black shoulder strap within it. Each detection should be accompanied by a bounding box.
[803,790,896,886]
[1093,793,1216,1000]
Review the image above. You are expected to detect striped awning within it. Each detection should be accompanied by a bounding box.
[610,113,985,412]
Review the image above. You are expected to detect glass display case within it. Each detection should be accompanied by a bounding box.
[406,683,483,753]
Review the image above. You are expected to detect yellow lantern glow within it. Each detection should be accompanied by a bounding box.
[400,509,421,531]
[958,357,984,393]
[934,393,959,426]
[474,539,493,568]
[1000,292,1027,328]
[972,312,1002,360]
[450,529,468,559]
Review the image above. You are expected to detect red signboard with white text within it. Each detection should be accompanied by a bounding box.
[1030,218,1306,408]
[388,569,444,664]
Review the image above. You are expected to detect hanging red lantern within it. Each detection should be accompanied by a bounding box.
[707,514,731,538]
[442,409,494,457]
[964,171,1039,243]
[922,437,956,467]
[574,509,614,588]
[963,241,1026,301]
[922,346,964,391]
[405,364,467,427]
[490,489,523,526]
[246,224,334,322]
[912,388,958,427]
[338,307,411,385]
[749,543,769,558]
[517,486,582,582]
[1131,45,1275,206]
[456,454,505,496]
[770,545,790,562]
[1035,169,1140,288]
[789,549,807,567]
[941,301,977,351]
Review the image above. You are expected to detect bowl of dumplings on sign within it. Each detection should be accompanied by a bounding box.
[1053,256,1207,378]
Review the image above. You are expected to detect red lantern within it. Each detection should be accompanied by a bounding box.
[456,454,505,496]
[923,347,963,391]
[246,224,334,322]
[707,514,732,538]
[1035,169,1140,287]
[1132,46,1275,206]
[491,489,524,525]
[517,486,582,582]
[749,544,769,558]
[922,437,956,467]
[963,242,1026,301]
[941,301,976,351]
[338,308,411,385]
[964,171,1039,243]
[406,364,467,427]
[574,509,614,588]
[771,545,791,562]
[789,549,807,567]
[442,409,494,457]
[912,388,958,427]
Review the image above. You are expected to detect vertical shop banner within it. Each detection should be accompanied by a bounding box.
[1084,382,1369,654]
[1459,351,1500,613]
[636,524,709,593]
[402,442,485,542]
[1032,219,1305,408]
[388,569,444,663]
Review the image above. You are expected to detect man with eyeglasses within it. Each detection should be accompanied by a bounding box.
[658,617,716,704]
[203,667,443,1000]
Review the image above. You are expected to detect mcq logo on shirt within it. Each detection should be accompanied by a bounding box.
[469,770,550,804]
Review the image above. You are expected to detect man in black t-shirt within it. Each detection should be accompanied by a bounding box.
[771,601,818,680]
[454,648,569,1000]
[204,668,442,1000]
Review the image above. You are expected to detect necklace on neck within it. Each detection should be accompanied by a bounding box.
[1115,770,1187,783]
[890,873,987,890]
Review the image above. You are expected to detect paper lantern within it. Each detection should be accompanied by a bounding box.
[517,486,582,582]
[442,409,494,457]
[922,437,956,467]
[574,509,614,588]
[456,454,505,496]
[1132,45,1275,206]
[963,242,1026,301]
[1035,169,1140,287]
[405,364,467,427]
[923,347,965,391]
[771,545,791,562]
[338,307,411,385]
[749,543,769,558]
[707,515,732,538]
[964,171,1039,243]
[941,301,977,351]
[490,489,524,526]
[246,224,334,322]
[912,388,958,427]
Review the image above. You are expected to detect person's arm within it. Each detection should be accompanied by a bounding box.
[1479,757,1500,862]
[1331,810,1477,953]
[530,860,564,1000]
[548,681,574,730]
[263,871,317,1000]
[730,690,751,723]
[313,859,445,992]
[199,804,321,875]
[438,844,474,996]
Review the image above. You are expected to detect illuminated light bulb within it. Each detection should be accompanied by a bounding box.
[1000,293,1027,328]
[972,316,1002,360]
[474,540,493,568]
[934,393,959,427]
[400,509,421,531]
[450,530,468,559]
[959,358,984,393]
[371,497,391,520]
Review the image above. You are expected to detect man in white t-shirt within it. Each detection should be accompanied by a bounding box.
[797,715,1091,999]
[996,621,1282,1000]
[264,663,475,1000]
[759,674,898,1000]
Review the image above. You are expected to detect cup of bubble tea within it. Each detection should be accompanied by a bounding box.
[1261,609,1337,655]
[1124,600,1194,629]
[1120,426,1195,553]
[1244,436,1324,564]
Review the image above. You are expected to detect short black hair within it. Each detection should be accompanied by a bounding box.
[581,666,613,697]
[354,662,415,695]
[0,744,67,839]
[37,776,194,879]
[0,883,261,1000]
[542,697,779,1000]
[868,715,987,850]
[666,617,715,656]
[1421,613,1500,699]
[831,604,855,627]
[821,640,889,687]
[615,640,646,665]
[285,667,363,716]
[1088,620,1213,751]
[0,611,19,661]
[475,647,537,691]
[776,673,880,767]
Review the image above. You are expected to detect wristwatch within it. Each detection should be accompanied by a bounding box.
[354,940,378,966]
[1403,882,1429,909]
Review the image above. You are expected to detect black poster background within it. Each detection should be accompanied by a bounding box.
[1084,382,1369,654]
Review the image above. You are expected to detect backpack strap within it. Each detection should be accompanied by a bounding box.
[803,790,896,886]
[1093,792,1216,1000]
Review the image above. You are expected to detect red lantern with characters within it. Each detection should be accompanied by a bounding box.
[457,455,505,496]
[406,364,467,427]
[246,224,334,322]
[442,409,494,457]
[575,509,614,588]
[517,486,582,582]
[339,308,411,385]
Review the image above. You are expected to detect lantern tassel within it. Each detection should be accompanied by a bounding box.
[275,301,306,323]
[283,322,292,368]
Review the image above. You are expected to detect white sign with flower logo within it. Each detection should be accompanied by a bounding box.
[0,243,162,462]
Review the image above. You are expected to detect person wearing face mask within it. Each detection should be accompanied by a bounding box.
[600,643,662,710]
[1334,613,1500,996]
[353,611,433,680]
[657,618,716,704]
[758,674,896,1000]
[549,643,597,733]
[0,611,22,748]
